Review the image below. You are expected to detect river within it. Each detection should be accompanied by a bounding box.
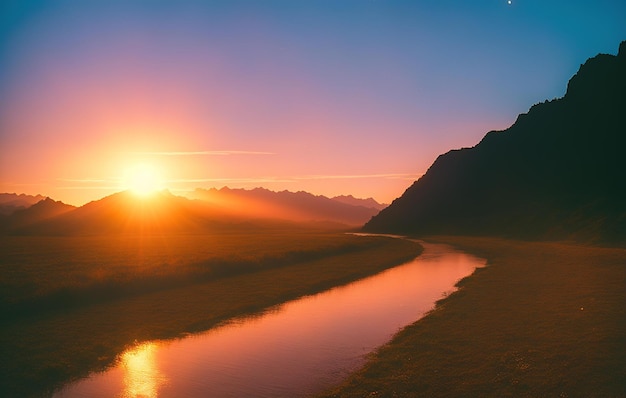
[54,240,485,398]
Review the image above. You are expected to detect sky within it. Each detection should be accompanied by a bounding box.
[1,0,625,206]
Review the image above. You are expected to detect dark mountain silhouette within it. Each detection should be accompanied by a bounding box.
[188,187,381,226]
[364,41,626,245]
[331,194,387,211]
[1,197,75,232]
[0,193,46,215]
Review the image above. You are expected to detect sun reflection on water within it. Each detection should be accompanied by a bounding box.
[120,342,167,398]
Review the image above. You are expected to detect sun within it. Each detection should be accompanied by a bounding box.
[122,163,164,196]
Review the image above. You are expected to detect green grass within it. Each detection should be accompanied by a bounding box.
[321,236,626,397]
[0,231,422,397]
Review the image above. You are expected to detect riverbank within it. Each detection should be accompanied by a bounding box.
[322,236,626,397]
[54,241,479,398]
[0,232,422,398]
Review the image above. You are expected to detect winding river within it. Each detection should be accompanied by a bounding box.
[54,240,485,398]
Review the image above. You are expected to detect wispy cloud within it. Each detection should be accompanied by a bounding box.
[56,178,121,190]
[295,173,422,181]
[132,150,276,156]
[52,172,421,191]
[166,173,421,185]
[166,177,295,184]
[57,186,121,190]
[57,178,117,183]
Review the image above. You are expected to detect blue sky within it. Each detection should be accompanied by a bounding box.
[1,0,625,204]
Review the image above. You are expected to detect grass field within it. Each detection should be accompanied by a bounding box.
[0,231,400,316]
[0,231,422,397]
[321,236,626,397]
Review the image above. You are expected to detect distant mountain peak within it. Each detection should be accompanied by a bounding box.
[331,195,387,210]
[0,193,48,216]
[1,197,75,232]
[619,40,626,57]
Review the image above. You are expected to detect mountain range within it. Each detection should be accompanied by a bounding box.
[364,40,626,245]
[330,195,387,211]
[0,197,75,232]
[6,42,623,241]
[0,193,46,215]
[0,188,385,235]
[187,187,383,226]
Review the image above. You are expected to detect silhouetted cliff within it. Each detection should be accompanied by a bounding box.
[364,41,626,245]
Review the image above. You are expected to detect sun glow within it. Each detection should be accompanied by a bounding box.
[122,164,164,196]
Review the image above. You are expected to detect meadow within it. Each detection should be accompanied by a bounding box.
[321,237,626,397]
[1,231,399,316]
[0,230,422,397]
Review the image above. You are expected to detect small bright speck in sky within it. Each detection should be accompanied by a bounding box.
[508,1,512,4]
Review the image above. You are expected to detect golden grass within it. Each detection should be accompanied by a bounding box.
[0,231,388,314]
[0,231,422,397]
[322,236,626,397]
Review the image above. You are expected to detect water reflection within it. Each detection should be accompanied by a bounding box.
[120,343,167,398]
[55,241,485,398]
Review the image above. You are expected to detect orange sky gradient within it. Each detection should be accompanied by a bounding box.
[1,1,624,206]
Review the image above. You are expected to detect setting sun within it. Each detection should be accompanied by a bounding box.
[122,164,163,196]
